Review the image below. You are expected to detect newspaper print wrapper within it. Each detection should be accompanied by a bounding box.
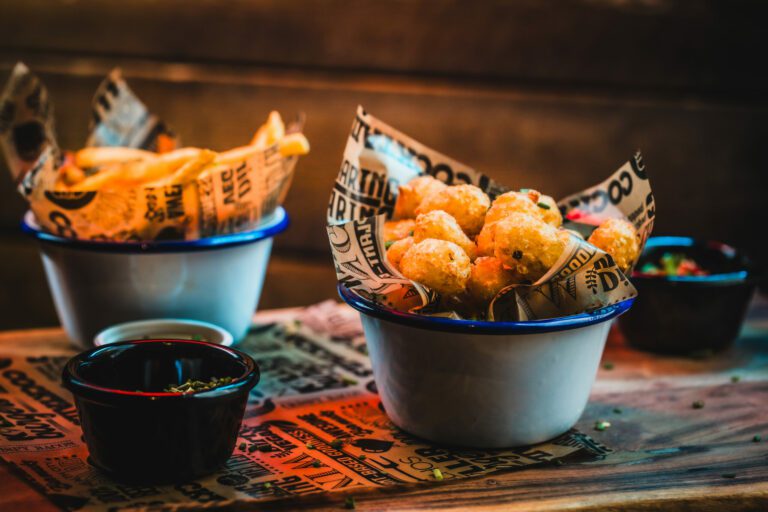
[0,63,301,241]
[327,106,655,321]
[0,301,610,512]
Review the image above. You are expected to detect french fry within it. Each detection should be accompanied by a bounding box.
[68,166,126,191]
[122,148,202,184]
[159,149,217,186]
[250,110,285,148]
[279,133,310,157]
[214,145,263,166]
[75,147,154,169]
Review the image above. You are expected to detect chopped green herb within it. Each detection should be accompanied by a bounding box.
[312,461,321,468]
[238,443,246,451]
[341,377,358,386]
[331,439,344,449]
[306,442,315,450]
[344,496,356,509]
[263,482,272,489]
[385,240,395,249]
[164,376,233,394]
[359,454,367,460]
[512,250,523,260]
[408,230,414,236]
[433,468,444,481]
[753,435,762,443]
[594,420,611,431]
[191,334,203,341]
[692,400,705,409]
[537,202,551,210]
[722,473,737,479]
[613,408,623,414]
[731,375,741,383]
[603,361,614,370]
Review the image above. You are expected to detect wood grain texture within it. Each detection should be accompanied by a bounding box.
[0,0,766,94]
[0,298,766,511]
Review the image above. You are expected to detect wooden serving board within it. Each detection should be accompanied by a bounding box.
[0,299,766,511]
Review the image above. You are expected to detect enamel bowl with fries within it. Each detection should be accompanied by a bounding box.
[18,111,307,348]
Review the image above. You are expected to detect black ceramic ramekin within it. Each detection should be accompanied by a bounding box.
[618,236,763,355]
[62,339,259,483]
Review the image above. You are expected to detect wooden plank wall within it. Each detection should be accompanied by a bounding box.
[0,0,766,329]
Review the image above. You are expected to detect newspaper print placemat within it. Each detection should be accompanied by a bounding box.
[0,302,610,511]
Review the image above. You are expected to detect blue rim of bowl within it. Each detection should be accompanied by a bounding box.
[21,207,288,253]
[62,339,259,400]
[634,236,757,285]
[338,284,634,335]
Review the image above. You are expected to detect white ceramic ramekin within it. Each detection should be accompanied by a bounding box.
[339,285,633,448]
[94,318,234,347]
[23,208,288,348]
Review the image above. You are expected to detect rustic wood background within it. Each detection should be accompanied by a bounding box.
[1,0,766,329]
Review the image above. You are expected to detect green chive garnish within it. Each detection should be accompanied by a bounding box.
[537,202,551,210]
[263,482,272,489]
[594,420,611,431]
[433,468,444,481]
[692,400,705,409]
[385,240,395,249]
[306,442,315,449]
[312,461,321,468]
[731,375,741,383]
[331,439,343,449]
[603,362,614,370]
[359,454,367,460]
[753,435,762,443]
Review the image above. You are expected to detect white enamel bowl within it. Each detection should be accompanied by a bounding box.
[23,208,288,348]
[339,285,633,448]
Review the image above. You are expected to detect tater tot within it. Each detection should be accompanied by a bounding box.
[467,257,518,304]
[475,221,497,257]
[400,239,471,296]
[536,194,563,228]
[413,210,477,260]
[394,175,447,219]
[383,219,415,243]
[493,213,566,282]
[587,218,640,273]
[484,191,541,225]
[385,236,414,271]
[415,184,490,236]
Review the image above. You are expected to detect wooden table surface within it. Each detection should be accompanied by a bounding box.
[1,299,767,511]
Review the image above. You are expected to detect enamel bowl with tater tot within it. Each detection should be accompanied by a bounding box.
[343,176,642,447]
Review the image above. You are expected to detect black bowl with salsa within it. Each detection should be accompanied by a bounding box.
[618,236,763,355]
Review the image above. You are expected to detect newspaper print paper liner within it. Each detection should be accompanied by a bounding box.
[0,63,301,241]
[0,302,610,512]
[326,106,655,321]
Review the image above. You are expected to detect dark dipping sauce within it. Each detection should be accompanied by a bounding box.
[62,339,259,483]
[619,237,763,355]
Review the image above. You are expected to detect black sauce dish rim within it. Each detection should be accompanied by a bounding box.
[61,339,260,483]
[63,339,259,402]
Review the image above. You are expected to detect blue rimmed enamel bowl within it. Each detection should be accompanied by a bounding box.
[339,284,633,448]
[22,208,289,348]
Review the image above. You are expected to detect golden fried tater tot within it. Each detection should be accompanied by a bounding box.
[413,210,476,260]
[475,221,497,257]
[383,219,415,242]
[536,194,562,227]
[416,184,490,236]
[394,175,447,220]
[400,238,471,296]
[485,190,541,225]
[467,256,518,305]
[493,213,566,282]
[587,218,640,273]
[386,236,414,271]
[74,147,154,169]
